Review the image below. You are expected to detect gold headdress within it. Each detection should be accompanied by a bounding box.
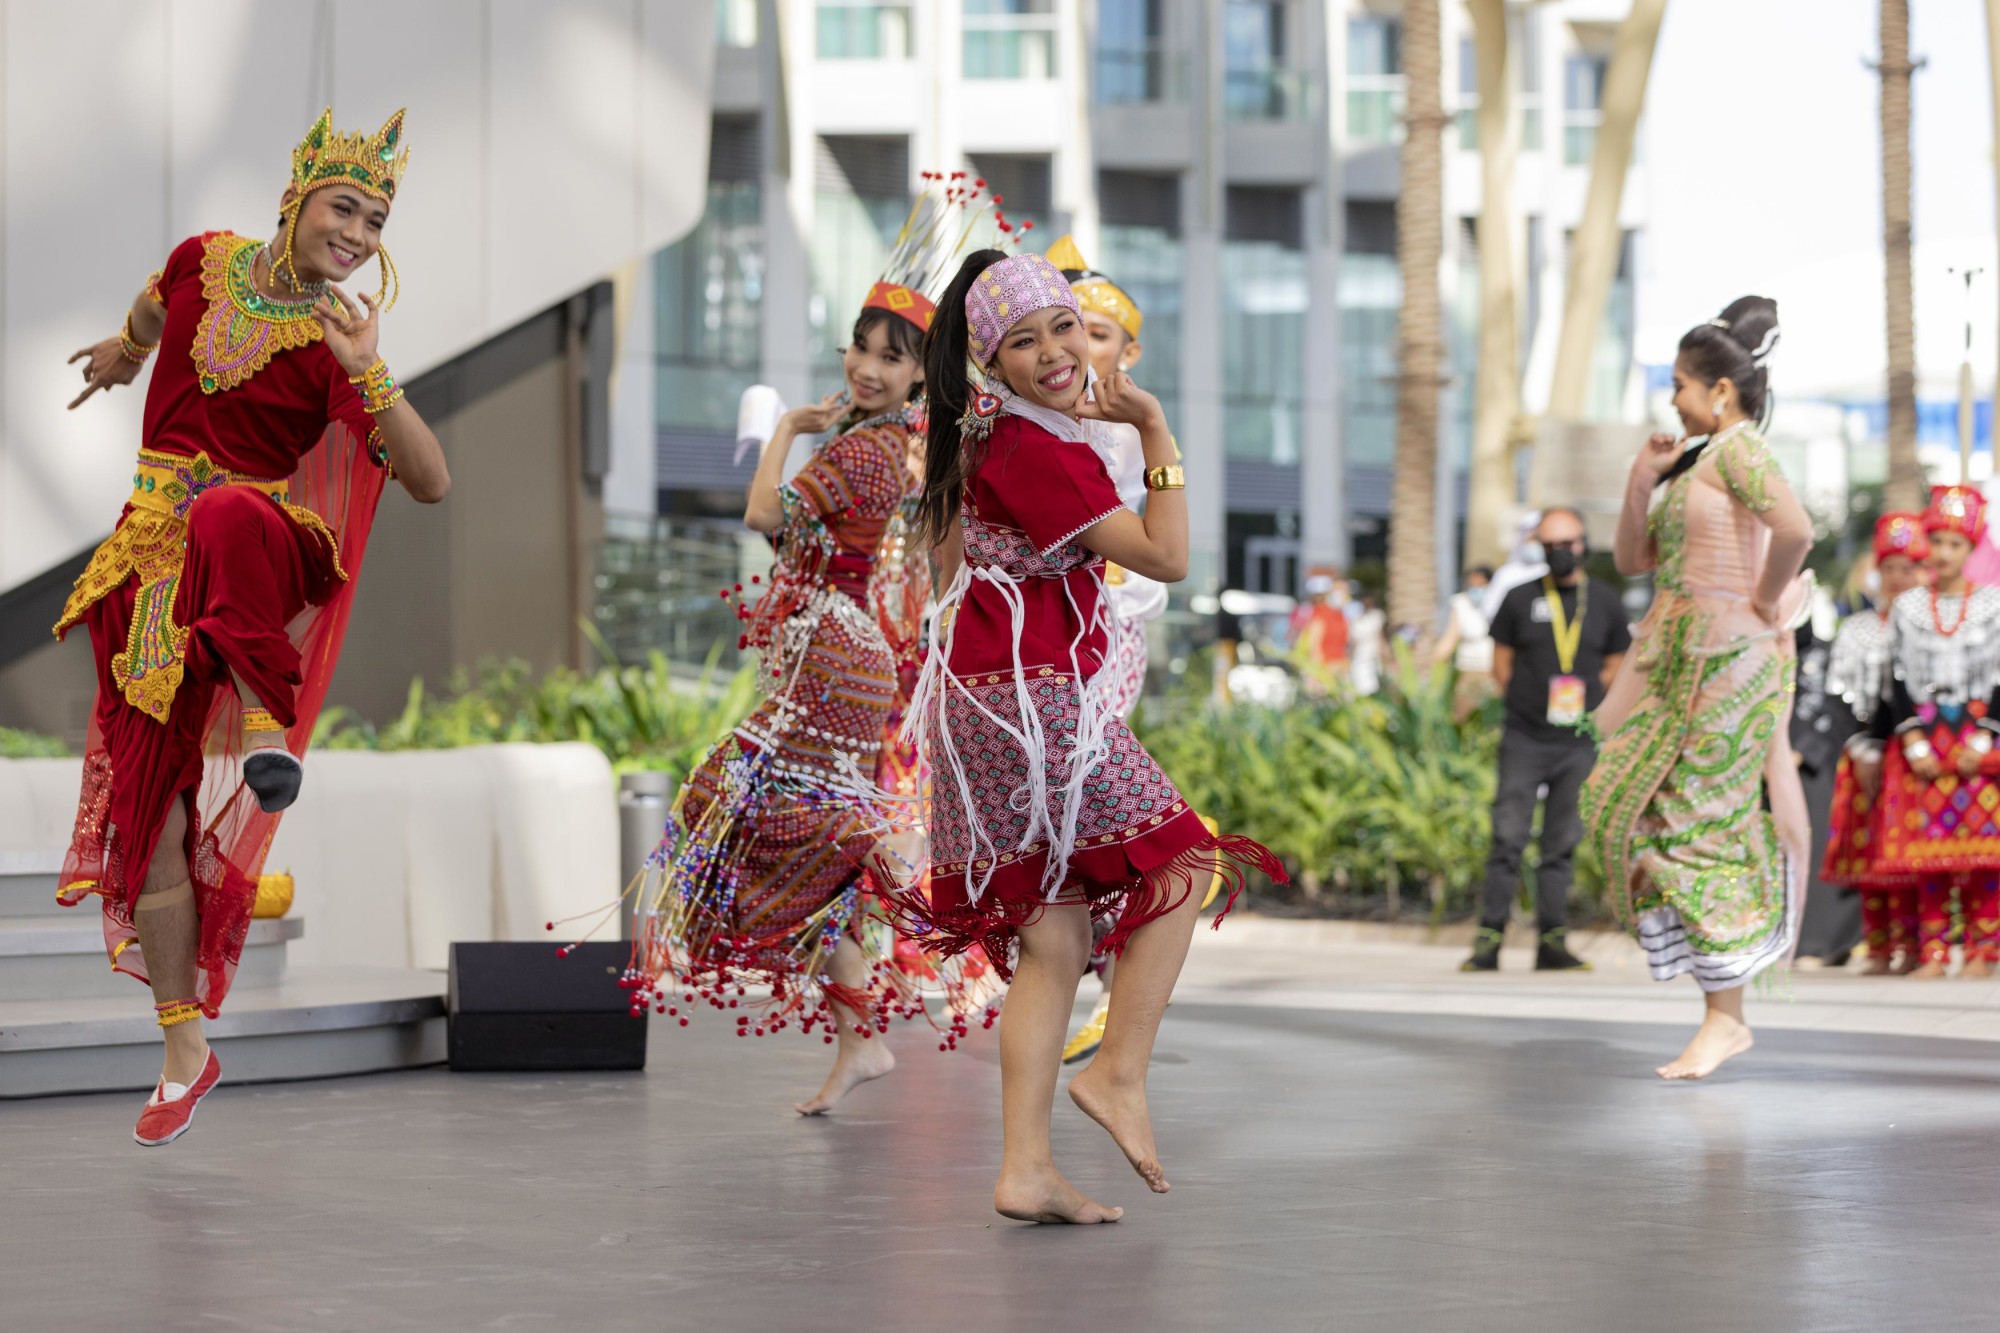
[273,108,410,309]
[1045,234,1141,340]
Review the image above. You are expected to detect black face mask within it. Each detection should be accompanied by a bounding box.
[1544,546,1583,579]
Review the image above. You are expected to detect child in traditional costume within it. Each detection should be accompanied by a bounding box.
[1861,485,2000,978]
[621,181,995,1114]
[1819,514,1928,973]
[56,109,448,1145]
[898,248,1284,1223]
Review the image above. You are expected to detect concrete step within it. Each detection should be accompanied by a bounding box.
[0,849,63,920]
[0,915,302,1001]
[0,965,447,1098]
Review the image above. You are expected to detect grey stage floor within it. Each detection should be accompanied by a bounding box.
[7,1004,2000,1333]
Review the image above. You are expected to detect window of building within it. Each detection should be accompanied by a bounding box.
[1223,187,1306,466]
[1099,171,1184,434]
[965,0,1057,79]
[1564,52,1607,166]
[817,2,913,60]
[1340,201,1398,469]
[656,116,764,435]
[1096,0,1179,104]
[966,153,1053,238]
[715,0,757,47]
[1223,1,1313,121]
[810,136,911,394]
[1347,15,1405,144]
[1454,15,1543,152]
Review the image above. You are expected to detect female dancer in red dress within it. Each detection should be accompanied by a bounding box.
[900,249,1284,1223]
[56,109,448,1145]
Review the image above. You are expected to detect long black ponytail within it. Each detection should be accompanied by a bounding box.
[916,248,1006,547]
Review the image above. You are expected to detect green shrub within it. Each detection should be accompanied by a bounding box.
[0,727,69,759]
[314,644,759,799]
[1134,647,1608,921]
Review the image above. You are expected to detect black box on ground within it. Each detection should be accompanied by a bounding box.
[447,940,647,1072]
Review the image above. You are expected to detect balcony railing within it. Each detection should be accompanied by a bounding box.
[1346,78,1405,143]
[817,2,913,60]
[1095,44,1191,104]
[1224,67,1318,122]
[964,13,1058,79]
[594,514,764,673]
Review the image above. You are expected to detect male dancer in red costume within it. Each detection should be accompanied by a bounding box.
[57,108,448,1144]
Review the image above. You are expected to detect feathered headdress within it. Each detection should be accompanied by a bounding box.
[862,170,1020,330]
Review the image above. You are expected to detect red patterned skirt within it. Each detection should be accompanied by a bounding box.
[901,668,1283,978]
[1875,720,2000,877]
[1821,752,1919,888]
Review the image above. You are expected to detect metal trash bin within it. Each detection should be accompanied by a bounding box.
[617,771,672,941]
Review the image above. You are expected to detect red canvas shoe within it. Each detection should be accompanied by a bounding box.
[133,1049,221,1147]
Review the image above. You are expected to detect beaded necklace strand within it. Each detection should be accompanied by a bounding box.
[1931,582,1975,638]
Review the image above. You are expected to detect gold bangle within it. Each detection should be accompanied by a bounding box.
[350,358,403,414]
[1144,464,1185,492]
[119,313,157,363]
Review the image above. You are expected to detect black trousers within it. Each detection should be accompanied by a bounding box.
[1478,727,1598,932]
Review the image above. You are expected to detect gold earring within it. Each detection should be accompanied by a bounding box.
[373,241,400,312]
[276,202,304,293]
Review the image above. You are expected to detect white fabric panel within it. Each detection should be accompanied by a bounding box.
[0,745,618,972]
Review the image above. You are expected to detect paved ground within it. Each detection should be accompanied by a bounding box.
[10,949,2000,1332]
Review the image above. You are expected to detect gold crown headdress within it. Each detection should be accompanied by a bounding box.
[273,108,410,309]
[1045,234,1141,340]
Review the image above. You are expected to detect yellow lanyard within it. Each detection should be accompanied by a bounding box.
[1543,577,1586,675]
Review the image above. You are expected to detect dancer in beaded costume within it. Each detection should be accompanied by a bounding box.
[1858,486,2000,978]
[1818,514,1928,973]
[622,181,1002,1115]
[54,108,448,1145]
[1581,297,1813,1081]
[898,249,1285,1223]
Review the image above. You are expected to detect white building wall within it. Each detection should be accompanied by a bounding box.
[0,0,717,591]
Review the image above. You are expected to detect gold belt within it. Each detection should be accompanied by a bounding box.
[129,448,289,519]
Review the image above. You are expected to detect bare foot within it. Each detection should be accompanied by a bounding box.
[1655,1012,1754,1081]
[1909,960,1948,979]
[994,1164,1123,1224]
[1859,954,1891,977]
[793,1038,895,1115]
[1891,951,1921,976]
[1068,1066,1169,1193]
[1963,958,1995,979]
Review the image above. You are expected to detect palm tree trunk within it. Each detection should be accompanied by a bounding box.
[1989,1,2000,442]
[1465,0,1521,568]
[1389,0,1446,645]
[1880,0,1922,511]
[1545,0,1668,421]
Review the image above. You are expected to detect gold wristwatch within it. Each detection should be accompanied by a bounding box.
[1144,464,1185,491]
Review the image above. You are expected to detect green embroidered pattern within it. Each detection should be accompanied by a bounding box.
[1649,471,1693,593]
[1715,425,1779,514]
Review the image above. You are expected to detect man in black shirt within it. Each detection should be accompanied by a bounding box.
[1463,507,1633,972]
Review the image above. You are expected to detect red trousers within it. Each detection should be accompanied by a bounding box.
[82,486,338,904]
[1917,875,2000,965]
[1861,886,1919,960]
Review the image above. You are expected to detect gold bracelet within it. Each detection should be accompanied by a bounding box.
[350,358,404,414]
[1144,464,1185,492]
[119,313,158,363]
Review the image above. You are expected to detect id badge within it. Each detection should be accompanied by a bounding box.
[1547,674,1586,726]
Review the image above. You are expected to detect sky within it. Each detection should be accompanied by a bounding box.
[1636,0,1996,398]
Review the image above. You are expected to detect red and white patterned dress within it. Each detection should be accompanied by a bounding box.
[893,409,1283,975]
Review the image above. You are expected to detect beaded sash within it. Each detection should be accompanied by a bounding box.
[53,449,338,724]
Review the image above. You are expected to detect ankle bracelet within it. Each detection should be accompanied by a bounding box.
[242,707,285,736]
[154,999,202,1028]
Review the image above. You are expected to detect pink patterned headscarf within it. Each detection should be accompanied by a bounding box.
[964,253,1080,365]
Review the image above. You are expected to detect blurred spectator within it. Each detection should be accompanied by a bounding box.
[1433,566,1497,721]
[1289,569,1350,689]
[1350,595,1386,695]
